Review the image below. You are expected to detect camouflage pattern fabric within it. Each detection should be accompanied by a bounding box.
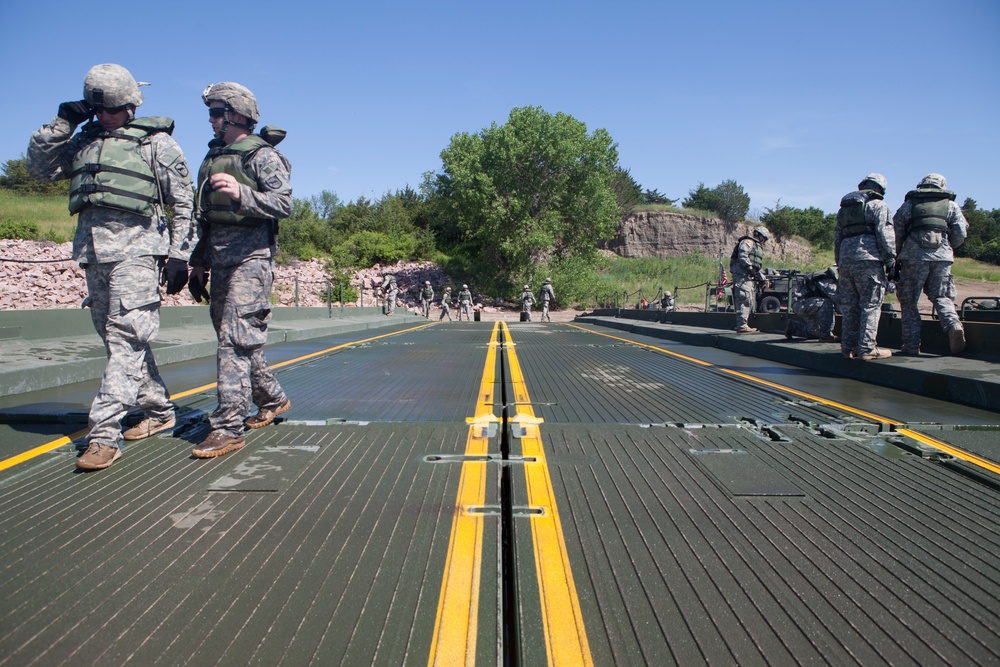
[381,276,398,314]
[421,286,434,318]
[207,258,286,436]
[458,289,473,321]
[539,283,555,322]
[84,256,174,448]
[729,237,763,330]
[520,290,534,321]
[893,198,969,349]
[835,196,895,356]
[838,258,887,357]
[439,290,453,321]
[789,296,836,339]
[27,116,197,264]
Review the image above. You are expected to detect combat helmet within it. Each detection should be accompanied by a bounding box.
[202,82,259,129]
[918,173,947,190]
[858,173,888,194]
[544,278,551,284]
[84,64,144,110]
[753,225,770,242]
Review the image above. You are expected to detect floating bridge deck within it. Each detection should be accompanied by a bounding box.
[1,318,999,666]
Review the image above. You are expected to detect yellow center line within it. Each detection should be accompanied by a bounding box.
[567,322,1000,477]
[0,322,436,472]
[502,321,593,667]
[429,321,500,666]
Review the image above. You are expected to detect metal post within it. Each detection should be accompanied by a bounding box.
[328,280,332,318]
[294,276,299,308]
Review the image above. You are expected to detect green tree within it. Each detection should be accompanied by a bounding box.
[760,201,836,249]
[682,182,719,213]
[610,167,643,215]
[682,179,750,223]
[431,106,621,294]
[0,155,69,195]
[643,189,677,205]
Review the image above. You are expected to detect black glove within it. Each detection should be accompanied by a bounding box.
[57,100,93,125]
[885,260,898,282]
[189,270,210,304]
[163,258,189,295]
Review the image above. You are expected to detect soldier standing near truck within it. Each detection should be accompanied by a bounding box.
[729,226,770,333]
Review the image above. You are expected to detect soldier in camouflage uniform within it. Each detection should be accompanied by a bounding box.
[438,286,453,321]
[729,226,770,333]
[458,284,474,321]
[27,64,196,471]
[539,278,555,322]
[420,280,435,318]
[381,270,398,315]
[520,285,535,321]
[661,290,675,312]
[835,173,896,360]
[785,267,839,342]
[892,174,969,356]
[188,82,292,458]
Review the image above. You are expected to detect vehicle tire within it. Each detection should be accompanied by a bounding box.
[759,296,782,313]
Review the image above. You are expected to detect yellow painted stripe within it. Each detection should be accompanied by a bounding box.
[0,322,436,471]
[502,321,593,667]
[429,321,500,666]
[567,323,1000,477]
[897,428,1000,476]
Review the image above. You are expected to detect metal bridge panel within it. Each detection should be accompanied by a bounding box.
[0,423,499,667]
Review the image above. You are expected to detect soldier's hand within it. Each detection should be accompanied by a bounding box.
[890,262,901,282]
[163,258,189,295]
[208,173,241,204]
[188,267,210,303]
[57,100,93,125]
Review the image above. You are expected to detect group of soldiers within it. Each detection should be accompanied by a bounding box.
[27,64,291,471]
[731,172,969,361]
[377,274,556,322]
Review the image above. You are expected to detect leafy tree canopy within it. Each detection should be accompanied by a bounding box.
[0,155,69,195]
[682,179,749,223]
[430,105,622,295]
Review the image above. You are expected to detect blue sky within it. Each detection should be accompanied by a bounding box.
[1,0,997,217]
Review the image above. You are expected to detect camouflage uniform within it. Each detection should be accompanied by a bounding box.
[729,230,767,332]
[27,104,195,452]
[420,283,435,318]
[788,270,838,340]
[520,287,535,321]
[192,137,292,439]
[439,288,453,321]
[835,177,895,359]
[892,174,968,354]
[539,280,555,322]
[458,287,473,321]
[381,274,398,315]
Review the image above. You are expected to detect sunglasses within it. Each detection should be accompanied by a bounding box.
[94,105,128,115]
[208,108,227,118]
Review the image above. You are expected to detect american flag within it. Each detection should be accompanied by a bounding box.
[717,264,728,299]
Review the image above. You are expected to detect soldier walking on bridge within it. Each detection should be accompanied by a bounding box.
[27,64,197,471]
[729,226,770,333]
[892,174,969,356]
[520,285,535,322]
[189,82,292,459]
[380,270,398,316]
[420,280,435,318]
[539,278,555,322]
[439,286,453,321]
[458,284,473,321]
[836,173,896,360]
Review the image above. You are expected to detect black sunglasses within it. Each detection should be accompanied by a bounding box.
[94,105,128,115]
[208,108,227,118]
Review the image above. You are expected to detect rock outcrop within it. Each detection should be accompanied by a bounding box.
[599,210,812,265]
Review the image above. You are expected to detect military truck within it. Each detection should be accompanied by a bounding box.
[756,268,799,313]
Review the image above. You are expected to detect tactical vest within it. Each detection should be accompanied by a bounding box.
[838,190,882,237]
[904,188,955,233]
[68,116,174,216]
[422,287,434,299]
[198,134,273,226]
[731,236,763,270]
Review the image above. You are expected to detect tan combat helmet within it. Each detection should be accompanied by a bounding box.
[84,64,145,110]
[753,226,770,243]
[859,173,888,194]
[918,173,947,190]
[202,82,259,128]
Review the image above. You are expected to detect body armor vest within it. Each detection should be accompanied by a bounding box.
[731,236,763,270]
[838,190,881,238]
[905,189,954,233]
[68,116,173,216]
[198,134,271,225]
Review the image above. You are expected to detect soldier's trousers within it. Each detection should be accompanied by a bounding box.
[732,278,755,329]
[385,290,397,314]
[439,305,452,320]
[208,258,286,436]
[421,299,431,318]
[839,259,886,356]
[522,304,532,322]
[85,256,172,448]
[459,302,472,320]
[897,261,961,350]
[541,301,551,322]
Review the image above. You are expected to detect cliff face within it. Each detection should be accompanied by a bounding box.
[599,211,813,265]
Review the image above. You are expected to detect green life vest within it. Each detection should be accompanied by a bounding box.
[197,134,272,226]
[838,190,882,237]
[730,236,763,270]
[904,188,955,233]
[68,116,174,216]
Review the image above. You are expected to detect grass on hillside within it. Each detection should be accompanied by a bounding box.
[0,190,75,242]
